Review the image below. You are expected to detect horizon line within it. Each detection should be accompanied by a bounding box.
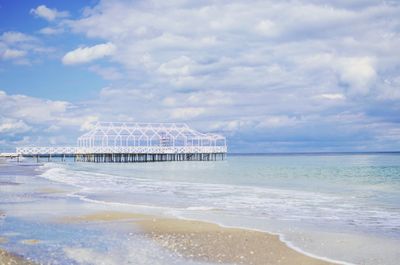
[229,151,400,155]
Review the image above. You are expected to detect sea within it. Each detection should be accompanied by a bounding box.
[1,153,399,264]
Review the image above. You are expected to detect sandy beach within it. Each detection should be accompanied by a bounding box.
[66,211,337,265]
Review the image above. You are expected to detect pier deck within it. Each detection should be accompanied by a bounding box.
[15,146,227,163]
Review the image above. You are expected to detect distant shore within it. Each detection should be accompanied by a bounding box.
[228,151,400,156]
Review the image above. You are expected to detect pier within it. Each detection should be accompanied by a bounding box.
[12,122,227,163]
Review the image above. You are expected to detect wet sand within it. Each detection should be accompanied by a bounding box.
[67,211,338,265]
[61,211,151,223]
[0,210,37,265]
[0,181,20,186]
[20,239,41,245]
[36,188,66,194]
[0,249,37,265]
[0,236,8,244]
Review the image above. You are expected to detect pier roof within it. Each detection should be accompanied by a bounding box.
[78,121,226,148]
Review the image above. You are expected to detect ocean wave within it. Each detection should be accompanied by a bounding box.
[37,162,400,239]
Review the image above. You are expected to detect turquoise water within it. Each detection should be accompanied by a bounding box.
[43,154,400,235]
[1,154,400,264]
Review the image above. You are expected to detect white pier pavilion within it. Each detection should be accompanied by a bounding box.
[15,122,227,162]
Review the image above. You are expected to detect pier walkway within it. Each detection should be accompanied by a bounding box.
[15,146,226,162]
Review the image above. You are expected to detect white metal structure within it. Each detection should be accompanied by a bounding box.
[77,122,226,149]
[15,122,227,161]
[16,146,78,155]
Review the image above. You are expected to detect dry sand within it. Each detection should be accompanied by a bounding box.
[68,211,338,265]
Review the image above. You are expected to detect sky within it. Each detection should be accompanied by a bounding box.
[0,0,400,153]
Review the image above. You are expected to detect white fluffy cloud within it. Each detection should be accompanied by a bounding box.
[336,57,377,95]
[65,0,399,98]
[0,31,47,64]
[0,90,102,148]
[30,5,69,21]
[62,43,116,65]
[0,90,69,124]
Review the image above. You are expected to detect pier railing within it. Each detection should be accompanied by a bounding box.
[16,146,77,155]
[16,146,227,155]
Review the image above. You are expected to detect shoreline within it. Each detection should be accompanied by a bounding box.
[65,211,339,265]
[66,188,351,265]
[173,215,354,265]
[62,199,353,264]
[23,162,348,264]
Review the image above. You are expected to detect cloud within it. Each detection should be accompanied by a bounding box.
[162,91,233,107]
[157,56,193,76]
[0,118,31,134]
[38,27,64,35]
[89,65,122,80]
[1,49,27,59]
[99,87,154,100]
[30,5,69,21]
[257,115,300,129]
[336,57,377,95]
[255,20,278,37]
[0,31,48,65]
[317,93,346,100]
[65,0,399,98]
[62,43,116,65]
[0,90,102,148]
[170,107,206,120]
[378,77,400,100]
[0,90,69,123]
[0,32,35,44]
[79,116,99,131]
